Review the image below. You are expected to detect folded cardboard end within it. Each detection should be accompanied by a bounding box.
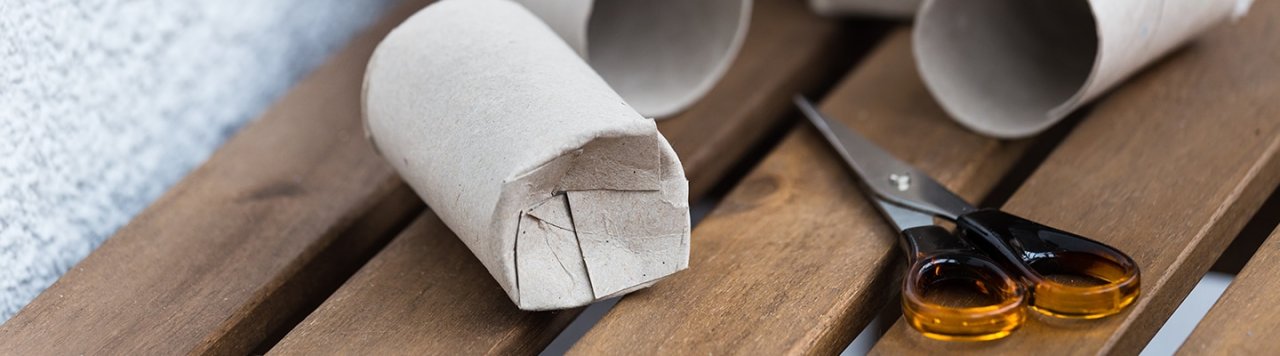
[513,132,690,310]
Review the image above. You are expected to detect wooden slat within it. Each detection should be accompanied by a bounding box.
[0,1,435,354]
[871,3,1280,354]
[266,0,865,354]
[567,29,1035,355]
[1179,225,1280,354]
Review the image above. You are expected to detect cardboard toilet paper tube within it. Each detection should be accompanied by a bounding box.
[515,0,751,118]
[914,0,1251,138]
[809,0,920,18]
[363,0,691,310]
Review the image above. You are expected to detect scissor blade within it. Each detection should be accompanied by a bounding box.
[793,96,976,220]
[875,199,936,231]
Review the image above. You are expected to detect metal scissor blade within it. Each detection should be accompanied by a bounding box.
[875,199,935,231]
[793,96,977,220]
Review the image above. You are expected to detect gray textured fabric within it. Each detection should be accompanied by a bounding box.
[0,0,397,321]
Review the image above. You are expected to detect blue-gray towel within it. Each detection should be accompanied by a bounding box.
[0,0,398,321]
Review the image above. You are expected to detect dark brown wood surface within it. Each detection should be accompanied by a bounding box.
[871,2,1280,354]
[567,29,1036,355]
[0,1,436,354]
[1177,225,1280,354]
[267,0,864,353]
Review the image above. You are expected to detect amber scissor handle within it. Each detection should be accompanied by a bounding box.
[957,209,1141,319]
[899,225,1026,341]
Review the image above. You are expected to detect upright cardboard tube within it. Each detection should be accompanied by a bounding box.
[809,0,920,18]
[914,0,1248,138]
[363,0,691,310]
[516,0,752,118]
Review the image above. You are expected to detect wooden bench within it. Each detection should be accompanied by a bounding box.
[2,0,1277,354]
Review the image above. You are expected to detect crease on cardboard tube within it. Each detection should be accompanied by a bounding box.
[914,0,1251,138]
[808,0,920,18]
[362,0,691,311]
[515,0,752,119]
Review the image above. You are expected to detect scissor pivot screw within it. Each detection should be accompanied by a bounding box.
[890,173,911,191]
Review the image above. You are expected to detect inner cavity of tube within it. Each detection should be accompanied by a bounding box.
[915,0,1098,131]
[586,0,745,117]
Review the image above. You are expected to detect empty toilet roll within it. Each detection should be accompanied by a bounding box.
[363,0,691,310]
[515,0,751,118]
[914,0,1252,138]
[809,0,920,18]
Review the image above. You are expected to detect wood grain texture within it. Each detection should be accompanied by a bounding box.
[274,213,575,355]
[0,1,435,354]
[267,0,860,354]
[1178,225,1280,355]
[871,3,1280,354]
[567,29,1034,355]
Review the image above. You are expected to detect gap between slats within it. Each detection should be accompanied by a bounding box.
[250,184,425,354]
[1139,187,1280,355]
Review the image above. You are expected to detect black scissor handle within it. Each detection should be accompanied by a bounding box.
[898,226,1026,341]
[956,209,1141,319]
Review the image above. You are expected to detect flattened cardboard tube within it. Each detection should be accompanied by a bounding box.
[516,0,752,119]
[914,0,1250,138]
[809,0,920,18]
[362,0,691,310]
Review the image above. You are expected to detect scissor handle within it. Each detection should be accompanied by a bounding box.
[956,209,1141,319]
[898,225,1026,341]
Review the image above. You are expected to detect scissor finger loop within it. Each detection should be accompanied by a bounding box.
[956,209,1141,319]
[899,225,1027,341]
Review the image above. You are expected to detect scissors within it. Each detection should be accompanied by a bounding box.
[794,97,1140,341]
